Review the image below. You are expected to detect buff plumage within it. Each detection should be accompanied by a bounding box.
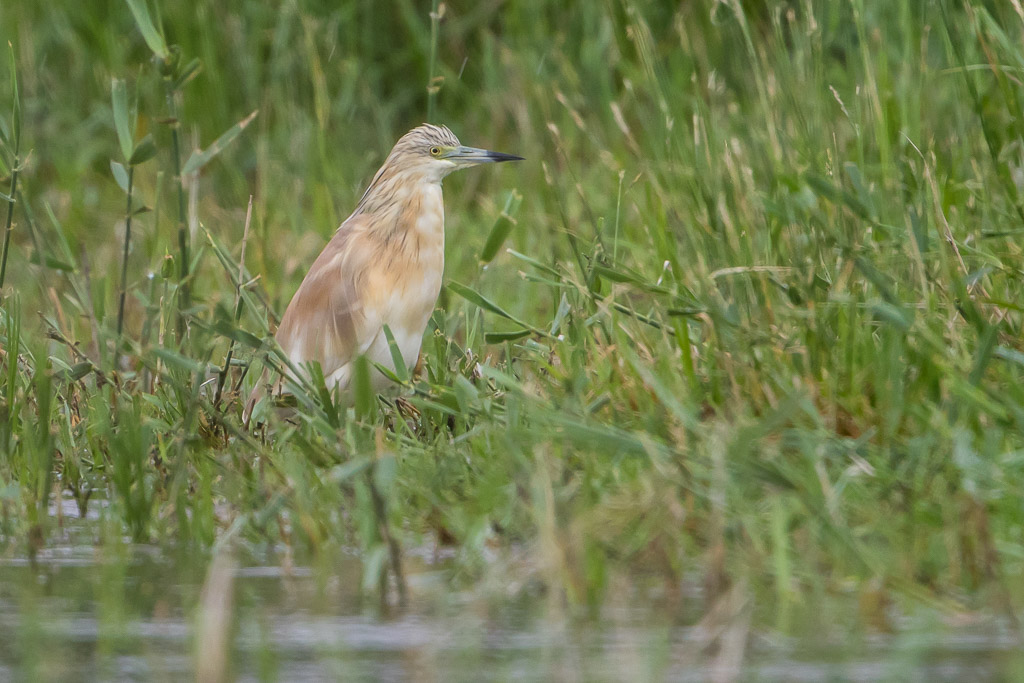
[244,124,521,423]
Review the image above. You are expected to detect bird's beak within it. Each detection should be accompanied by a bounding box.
[446,145,524,165]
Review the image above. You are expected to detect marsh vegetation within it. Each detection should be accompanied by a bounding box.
[2,0,1024,678]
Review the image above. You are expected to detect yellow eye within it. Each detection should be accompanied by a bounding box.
[430,146,441,156]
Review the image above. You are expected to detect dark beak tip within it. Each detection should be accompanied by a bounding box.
[492,152,525,163]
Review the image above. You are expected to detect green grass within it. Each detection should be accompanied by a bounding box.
[2,0,1024,670]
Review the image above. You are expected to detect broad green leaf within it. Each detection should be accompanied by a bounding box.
[111,78,133,161]
[129,134,157,166]
[479,189,521,263]
[479,214,516,264]
[56,361,93,383]
[110,160,129,193]
[125,0,169,59]
[182,110,258,175]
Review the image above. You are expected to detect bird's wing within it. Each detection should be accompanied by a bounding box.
[274,214,383,384]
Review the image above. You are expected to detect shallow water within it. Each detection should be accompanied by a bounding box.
[1,508,1021,681]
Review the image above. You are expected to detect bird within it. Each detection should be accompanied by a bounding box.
[244,123,522,423]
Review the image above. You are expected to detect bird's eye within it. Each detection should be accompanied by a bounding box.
[430,146,441,156]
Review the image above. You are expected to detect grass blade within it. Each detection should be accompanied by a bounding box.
[124,0,168,59]
[479,190,521,263]
[111,78,133,161]
[447,281,547,337]
[182,110,258,175]
[381,324,409,383]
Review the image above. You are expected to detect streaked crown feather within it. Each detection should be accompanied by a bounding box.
[392,123,461,155]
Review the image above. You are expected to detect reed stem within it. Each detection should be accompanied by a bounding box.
[116,165,135,340]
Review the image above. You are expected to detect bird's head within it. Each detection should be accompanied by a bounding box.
[386,124,523,182]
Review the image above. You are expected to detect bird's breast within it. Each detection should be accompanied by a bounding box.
[366,183,446,375]
[390,182,445,311]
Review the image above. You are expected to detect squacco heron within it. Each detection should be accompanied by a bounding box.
[244,124,521,422]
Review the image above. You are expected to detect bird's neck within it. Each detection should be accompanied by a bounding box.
[353,170,445,253]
